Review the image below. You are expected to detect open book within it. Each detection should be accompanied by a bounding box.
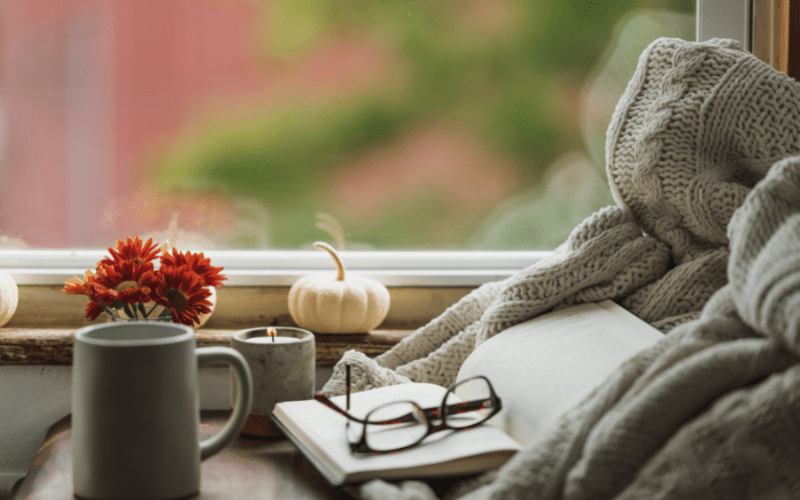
[272,299,663,485]
[270,382,522,485]
[458,299,664,446]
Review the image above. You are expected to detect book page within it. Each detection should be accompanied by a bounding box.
[273,382,520,484]
[457,300,663,446]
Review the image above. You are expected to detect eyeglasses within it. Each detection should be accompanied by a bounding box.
[314,368,502,454]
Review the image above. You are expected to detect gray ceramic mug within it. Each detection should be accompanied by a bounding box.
[72,321,253,500]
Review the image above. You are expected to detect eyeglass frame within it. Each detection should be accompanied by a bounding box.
[313,373,502,454]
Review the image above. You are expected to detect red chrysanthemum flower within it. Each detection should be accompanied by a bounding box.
[65,236,225,324]
[63,270,97,296]
[84,300,106,321]
[160,249,226,287]
[153,265,213,326]
[62,269,130,320]
[101,236,161,268]
[94,260,161,305]
[68,261,159,320]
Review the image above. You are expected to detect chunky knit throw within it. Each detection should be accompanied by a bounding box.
[321,37,800,499]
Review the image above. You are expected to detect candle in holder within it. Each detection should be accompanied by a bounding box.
[245,327,302,344]
[231,326,315,437]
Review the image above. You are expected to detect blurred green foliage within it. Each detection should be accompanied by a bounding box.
[152,0,695,249]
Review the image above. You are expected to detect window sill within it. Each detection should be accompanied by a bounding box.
[0,281,478,367]
[0,326,412,367]
[0,250,548,366]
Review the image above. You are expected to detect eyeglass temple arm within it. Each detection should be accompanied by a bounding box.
[314,394,420,426]
[314,393,416,426]
[423,398,499,420]
[314,393,369,424]
[315,393,409,426]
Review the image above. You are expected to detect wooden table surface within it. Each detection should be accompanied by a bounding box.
[11,411,469,500]
[11,411,354,500]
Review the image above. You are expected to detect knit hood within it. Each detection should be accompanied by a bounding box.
[605,38,800,262]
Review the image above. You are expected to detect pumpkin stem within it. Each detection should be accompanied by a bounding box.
[314,241,346,281]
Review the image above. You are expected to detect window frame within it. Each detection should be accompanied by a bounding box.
[698,0,753,51]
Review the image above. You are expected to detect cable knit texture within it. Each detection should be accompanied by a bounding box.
[320,37,800,500]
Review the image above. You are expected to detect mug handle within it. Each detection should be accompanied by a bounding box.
[196,347,253,460]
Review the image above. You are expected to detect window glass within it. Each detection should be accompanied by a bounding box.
[0,0,694,251]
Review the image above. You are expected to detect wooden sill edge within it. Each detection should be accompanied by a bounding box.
[0,328,413,368]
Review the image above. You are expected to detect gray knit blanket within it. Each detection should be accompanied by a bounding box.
[322,37,800,499]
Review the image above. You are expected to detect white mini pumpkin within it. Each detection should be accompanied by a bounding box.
[0,270,19,327]
[288,242,390,333]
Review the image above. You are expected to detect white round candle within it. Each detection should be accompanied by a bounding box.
[246,336,301,344]
[231,326,315,437]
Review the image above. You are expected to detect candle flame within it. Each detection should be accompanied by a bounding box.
[267,327,277,343]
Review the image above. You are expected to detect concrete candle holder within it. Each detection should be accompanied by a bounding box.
[231,327,315,438]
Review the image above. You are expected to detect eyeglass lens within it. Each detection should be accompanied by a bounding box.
[349,402,429,452]
[444,377,495,428]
